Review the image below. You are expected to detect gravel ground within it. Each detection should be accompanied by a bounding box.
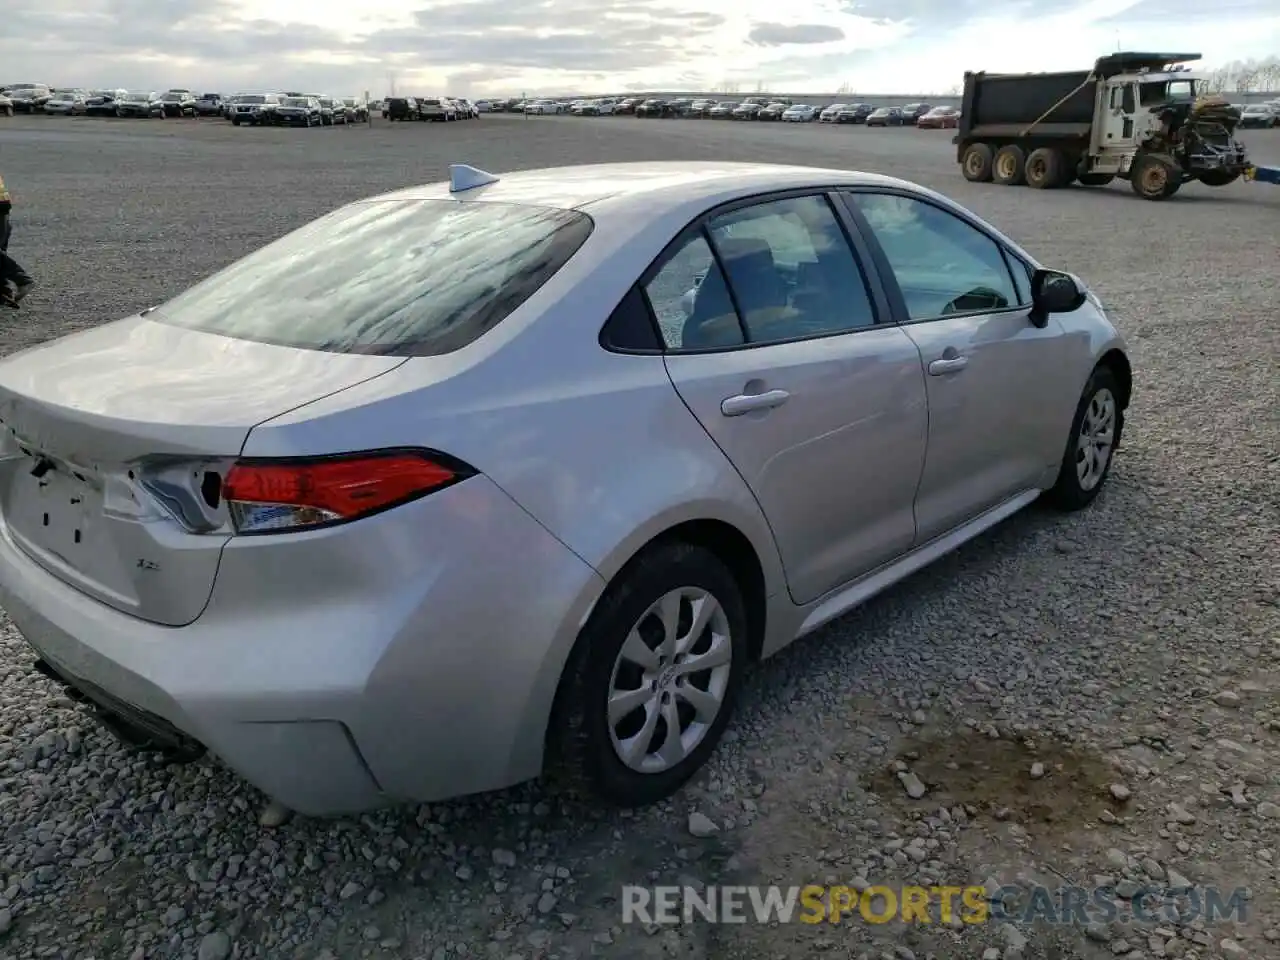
[0,113,1278,960]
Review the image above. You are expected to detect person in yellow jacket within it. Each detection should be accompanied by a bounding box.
[0,171,36,306]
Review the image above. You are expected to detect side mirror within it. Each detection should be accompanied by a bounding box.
[1029,269,1087,327]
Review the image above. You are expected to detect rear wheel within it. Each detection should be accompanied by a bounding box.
[961,143,994,182]
[1025,147,1067,188]
[993,145,1027,185]
[550,542,748,806]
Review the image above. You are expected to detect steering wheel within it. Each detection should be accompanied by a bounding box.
[941,286,1008,315]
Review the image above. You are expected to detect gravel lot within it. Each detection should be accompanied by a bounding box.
[0,113,1278,960]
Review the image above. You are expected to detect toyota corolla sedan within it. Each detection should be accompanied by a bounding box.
[0,162,1130,816]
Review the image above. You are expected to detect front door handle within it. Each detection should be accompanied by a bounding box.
[721,389,790,416]
[928,356,969,376]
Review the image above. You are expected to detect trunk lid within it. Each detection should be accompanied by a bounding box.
[0,316,404,625]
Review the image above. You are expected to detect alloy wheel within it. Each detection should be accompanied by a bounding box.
[1076,387,1116,491]
[607,587,733,774]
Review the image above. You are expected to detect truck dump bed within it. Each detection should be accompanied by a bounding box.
[957,69,1095,143]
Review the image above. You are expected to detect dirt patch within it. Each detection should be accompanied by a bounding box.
[869,729,1118,832]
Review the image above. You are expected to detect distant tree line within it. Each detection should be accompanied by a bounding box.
[1199,56,1280,94]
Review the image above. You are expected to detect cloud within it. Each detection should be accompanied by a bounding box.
[748,23,845,45]
[3,0,1278,96]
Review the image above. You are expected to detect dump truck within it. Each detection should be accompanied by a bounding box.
[953,52,1252,200]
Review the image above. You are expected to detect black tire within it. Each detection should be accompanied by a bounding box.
[231,118,240,126]
[1130,155,1180,200]
[1077,173,1115,186]
[961,143,994,182]
[992,145,1026,185]
[549,542,749,806]
[1045,365,1123,511]
[1198,169,1240,187]
[1025,147,1067,188]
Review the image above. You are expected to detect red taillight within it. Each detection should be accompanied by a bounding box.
[221,449,472,534]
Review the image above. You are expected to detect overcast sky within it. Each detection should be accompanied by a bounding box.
[6,0,1278,97]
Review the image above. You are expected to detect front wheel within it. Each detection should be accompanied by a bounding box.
[549,543,748,806]
[1130,154,1180,200]
[1045,366,1123,511]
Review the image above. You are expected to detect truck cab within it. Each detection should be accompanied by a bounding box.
[1093,68,1197,163]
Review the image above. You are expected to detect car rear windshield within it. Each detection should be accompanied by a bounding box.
[284,98,309,106]
[150,199,594,356]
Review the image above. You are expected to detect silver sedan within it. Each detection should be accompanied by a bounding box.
[0,162,1130,815]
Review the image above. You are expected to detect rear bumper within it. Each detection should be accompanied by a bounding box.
[0,475,605,815]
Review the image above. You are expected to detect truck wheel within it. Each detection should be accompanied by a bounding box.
[993,145,1026,185]
[1025,147,1066,188]
[1130,155,1180,200]
[1198,169,1240,187]
[1077,173,1114,186]
[961,144,994,182]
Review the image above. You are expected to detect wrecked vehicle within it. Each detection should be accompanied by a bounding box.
[954,52,1250,200]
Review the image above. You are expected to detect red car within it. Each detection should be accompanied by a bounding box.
[917,106,960,129]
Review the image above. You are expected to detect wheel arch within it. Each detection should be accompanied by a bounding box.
[1097,348,1132,410]
[540,514,773,768]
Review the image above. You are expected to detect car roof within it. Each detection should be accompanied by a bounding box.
[366,161,910,216]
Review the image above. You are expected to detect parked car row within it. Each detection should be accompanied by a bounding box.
[501,95,965,129]
[380,97,482,121]
[0,84,370,125]
[1236,101,1280,128]
[224,93,370,126]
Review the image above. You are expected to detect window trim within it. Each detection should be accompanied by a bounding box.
[606,186,896,357]
[835,187,1032,327]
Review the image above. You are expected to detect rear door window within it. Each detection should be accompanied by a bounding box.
[151,200,593,356]
[706,194,878,343]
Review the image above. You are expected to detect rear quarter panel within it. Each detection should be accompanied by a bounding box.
[241,209,790,596]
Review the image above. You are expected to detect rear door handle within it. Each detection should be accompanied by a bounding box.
[721,389,790,416]
[928,356,969,376]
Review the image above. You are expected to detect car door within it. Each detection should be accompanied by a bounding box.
[651,191,929,606]
[838,189,1071,544]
